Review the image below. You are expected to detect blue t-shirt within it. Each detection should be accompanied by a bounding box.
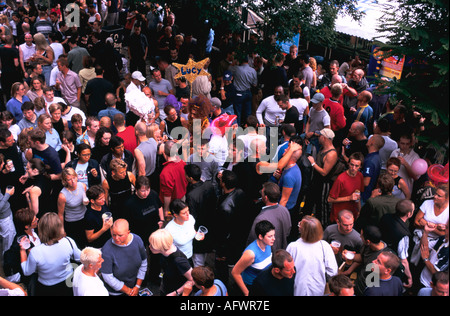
[362,151,381,203]
[6,96,31,122]
[279,164,302,210]
[194,279,228,296]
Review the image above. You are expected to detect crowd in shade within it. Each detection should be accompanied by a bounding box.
[0,0,448,297]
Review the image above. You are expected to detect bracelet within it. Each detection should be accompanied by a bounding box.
[311,163,316,167]
[423,258,429,262]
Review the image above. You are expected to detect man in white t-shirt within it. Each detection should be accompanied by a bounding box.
[73,247,109,296]
[256,86,285,127]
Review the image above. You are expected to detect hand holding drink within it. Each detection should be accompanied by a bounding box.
[18,235,31,250]
[102,212,113,228]
[195,226,208,241]
[352,190,360,202]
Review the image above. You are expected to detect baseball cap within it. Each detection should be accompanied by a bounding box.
[131,71,146,82]
[223,71,232,81]
[310,93,325,104]
[210,97,222,108]
[320,128,335,140]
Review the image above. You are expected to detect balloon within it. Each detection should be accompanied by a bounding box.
[427,163,449,185]
[411,159,428,176]
[211,113,237,136]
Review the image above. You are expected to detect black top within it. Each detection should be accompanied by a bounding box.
[160,249,192,296]
[250,265,295,296]
[124,190,162,245]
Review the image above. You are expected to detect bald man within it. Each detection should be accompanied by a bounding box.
[100,219,148,296]
[343,68,369,118]
[134,121,158,177]
[342,121,368,163]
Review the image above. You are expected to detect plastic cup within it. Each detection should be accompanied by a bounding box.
[331,240,341,249]
[102,212,112,222]
[17,235,30,250]
[345,252,355,260]
[195,226,208,241]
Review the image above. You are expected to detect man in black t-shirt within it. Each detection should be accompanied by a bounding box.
[250,249,295,296]
[277,94,301,135]
[84,65,114,116]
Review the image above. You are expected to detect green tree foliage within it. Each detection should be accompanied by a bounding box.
[174,0,363,47]
[374,0,449,149]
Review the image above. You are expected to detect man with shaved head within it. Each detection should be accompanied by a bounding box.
[100,219,148,296]
[342,121,368,163]
[134,121,158,178]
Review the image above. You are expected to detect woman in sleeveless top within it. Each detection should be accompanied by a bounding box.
[160,105,188,140]
[20,158,52,217]
[386,157,411,199]
[102,158,136,219]
[57,168,88,248]
[231,220,275,296]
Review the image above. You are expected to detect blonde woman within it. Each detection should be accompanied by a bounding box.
[37,113,62,151]
[309,57,318,90]
[149,229,193,296]
[287,216,338,296]
[57,168,88,248]
[32,33,55,86]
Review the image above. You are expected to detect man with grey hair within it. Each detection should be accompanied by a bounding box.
[73,247,109,296]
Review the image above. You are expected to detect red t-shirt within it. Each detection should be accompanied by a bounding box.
[159,160,188,202]
[323,98,346,131]
[328,170,364,222]
[116,126,137,156]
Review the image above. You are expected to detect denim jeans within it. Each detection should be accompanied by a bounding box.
[233,89,252,126]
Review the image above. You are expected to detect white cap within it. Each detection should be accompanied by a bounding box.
[131,71,146,82]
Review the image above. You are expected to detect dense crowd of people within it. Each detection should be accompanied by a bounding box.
[0,0,448,297]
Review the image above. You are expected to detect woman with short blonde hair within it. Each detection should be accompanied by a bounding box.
[148,229,193,296]
[149,228,174,253]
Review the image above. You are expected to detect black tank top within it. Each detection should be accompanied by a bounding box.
[165,117,183,140]
[107,173,132,217]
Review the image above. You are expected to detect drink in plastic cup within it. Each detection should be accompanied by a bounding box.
[195,226,208,241]
[17,235,30,250]
[331,240,341,249]
[354,190,360,202]
[102,212,112,222]
[345,251,356,265]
